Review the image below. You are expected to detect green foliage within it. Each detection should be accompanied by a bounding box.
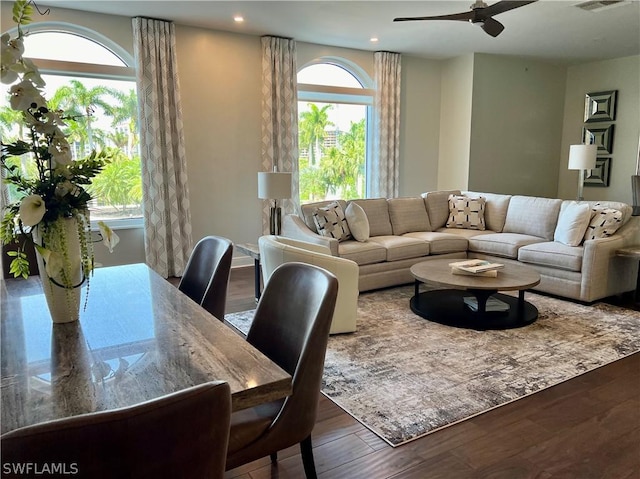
[7,250,29,279]
[12,0,33,26]
[89,150,142,213]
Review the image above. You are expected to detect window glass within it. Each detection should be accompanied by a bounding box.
[297,62,371,202]
[1,30,141,225]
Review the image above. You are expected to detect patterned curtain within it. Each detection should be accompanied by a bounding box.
[132,17,192,278]
[261,36,299,231]
[371,51,401,198]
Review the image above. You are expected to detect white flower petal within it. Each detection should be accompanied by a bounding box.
[19,194,46,227]
[98,221,120,253]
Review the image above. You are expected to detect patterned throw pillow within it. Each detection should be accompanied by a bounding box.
[446,195,486,230]
[583,205,623,241]
[313,202,352,241]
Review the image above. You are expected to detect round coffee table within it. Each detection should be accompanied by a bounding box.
[410,258,541,330]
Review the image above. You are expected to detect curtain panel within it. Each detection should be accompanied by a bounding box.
[261,36,299,229]
[132,17,192,278]
[371,51,402,198]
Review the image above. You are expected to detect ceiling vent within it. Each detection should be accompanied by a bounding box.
[575,1,628,12]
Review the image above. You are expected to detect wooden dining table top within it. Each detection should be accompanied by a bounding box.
[0,263,292,434]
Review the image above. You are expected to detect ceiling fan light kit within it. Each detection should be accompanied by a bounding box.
[393,0,538,37]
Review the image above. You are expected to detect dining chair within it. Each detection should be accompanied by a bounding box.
[225,262,339,479]
[1,381,232,479]
[178,235,233,320]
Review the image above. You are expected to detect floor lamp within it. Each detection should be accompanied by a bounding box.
[568,144,597,201]
[258,171,292,235]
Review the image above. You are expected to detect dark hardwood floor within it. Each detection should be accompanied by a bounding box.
[219,266,640,479]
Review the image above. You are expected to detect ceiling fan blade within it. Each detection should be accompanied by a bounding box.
[482,0,538,17]
[481,16,505,37]
[394,11,474,23]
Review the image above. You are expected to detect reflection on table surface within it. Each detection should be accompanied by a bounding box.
[1,263,291,434]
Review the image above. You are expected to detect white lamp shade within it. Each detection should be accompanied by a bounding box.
[568,144,597,170]
[258,172,292,199]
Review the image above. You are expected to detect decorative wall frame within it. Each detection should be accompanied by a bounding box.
[584,158,611,187]
[584,90,617,123]
[582,124,614,154]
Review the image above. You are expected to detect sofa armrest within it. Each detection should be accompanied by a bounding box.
[282,214,339,256]
[272,236,332,255]
[581,217,640,300]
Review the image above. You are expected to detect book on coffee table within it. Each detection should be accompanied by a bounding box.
[451,268,498,277]
[449,259,504,274]
[463,296,510,312]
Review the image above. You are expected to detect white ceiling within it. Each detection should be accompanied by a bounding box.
[39,0,640,64]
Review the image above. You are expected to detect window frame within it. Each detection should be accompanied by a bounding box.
[297,57,375,199]
[8,23,142,231]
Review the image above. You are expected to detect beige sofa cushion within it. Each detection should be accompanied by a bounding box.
[468,233,546,259]
[404,231,468,255]
[388,197,431,235]
[368,235,429,261]
[502,196,562,240]
[338,240,387,266]
[345,202,370,242]
[349,198,393,237]
[554,201,591,246]
[422,190,461,230]
[312,201,352,241]
[518,241,583,272]
[464,191,512,232]
[583,204,624,240]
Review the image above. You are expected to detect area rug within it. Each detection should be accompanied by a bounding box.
[225,286,640,447]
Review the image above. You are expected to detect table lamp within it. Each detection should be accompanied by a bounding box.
[258,171,292,235]
[568,144,597,201]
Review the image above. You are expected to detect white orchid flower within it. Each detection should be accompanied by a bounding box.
[98,221,120,253]
[54,180,73,198]
[20,59,45,88]
[1,35,25,61]
[0,62,18,84]
[48,137,73,166]
[34,245,64,278]
[9,80,46,111]
[19,194,46,227]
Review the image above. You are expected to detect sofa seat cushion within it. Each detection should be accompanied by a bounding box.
[468,233,546,259]
[338,240,387,266]
[518,242,583,272]
[403,232,468,254]
[368,235,430,261]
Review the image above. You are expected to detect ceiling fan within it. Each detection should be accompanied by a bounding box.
[393,1,538,38]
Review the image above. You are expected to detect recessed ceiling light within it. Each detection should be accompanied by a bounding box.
[370,37,379,43]
[234,15,244,23]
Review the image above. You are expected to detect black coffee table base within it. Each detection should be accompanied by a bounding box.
[410,287,538,330]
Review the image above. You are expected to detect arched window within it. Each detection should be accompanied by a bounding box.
[297,58,374,202]
[1,24,141,228]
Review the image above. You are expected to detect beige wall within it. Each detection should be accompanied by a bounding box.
[469,54,566,197]
[437,54,474,191]
[558,55,640,204]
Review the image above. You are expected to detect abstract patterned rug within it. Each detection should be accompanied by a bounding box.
[225,286,640,446]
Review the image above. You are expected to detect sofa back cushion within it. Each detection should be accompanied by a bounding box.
[421,190,462,230]
[587,200,632,225]
[502,195,562,240]
[349,198,393,237]
[463,191,512,232]
[300,200,348,233]
[388,197,431,235]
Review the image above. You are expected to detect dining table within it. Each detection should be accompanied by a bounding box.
[0,263,292,435]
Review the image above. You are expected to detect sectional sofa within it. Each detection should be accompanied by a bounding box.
[281,190,640,303]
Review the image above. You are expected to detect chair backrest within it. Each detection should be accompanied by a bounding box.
[246,262,338,443]
[1,381,232,479]
[179,235,233,320]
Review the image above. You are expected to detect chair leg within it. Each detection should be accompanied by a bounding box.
[270,452,277,464]
[300,435,318,479]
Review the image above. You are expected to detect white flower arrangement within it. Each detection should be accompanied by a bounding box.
[1,0,119,290]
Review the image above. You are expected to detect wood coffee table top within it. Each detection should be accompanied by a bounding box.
[411,258,541,291]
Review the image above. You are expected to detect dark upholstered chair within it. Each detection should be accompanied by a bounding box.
[1,381,232,479]
[226,262,338,479]
[179,235,233,320]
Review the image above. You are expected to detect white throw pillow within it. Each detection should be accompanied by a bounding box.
[553,202,591,246]
[345,202,370,242]
[583,205,623,241]
[312,202,352,242]
[446,195,486,230]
